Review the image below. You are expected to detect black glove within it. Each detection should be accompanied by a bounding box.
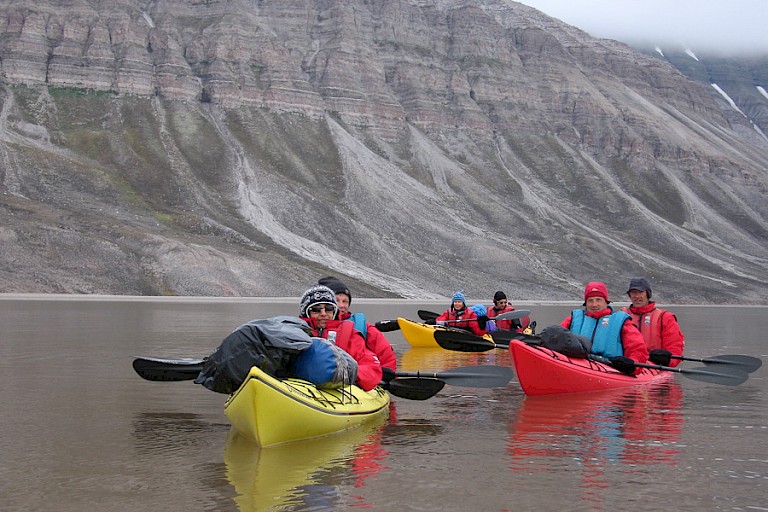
[609,356,636,375]
[374,319,400,332]
[477,315,489,330]
[648,349,672,366]
[381,367,396,383]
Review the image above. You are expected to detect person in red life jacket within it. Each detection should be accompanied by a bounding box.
[559,281,649,375]
[298,285,383,391]
[621,277,685,368]
[487,290,531,332]
[435,291,488,337]
[317,276,397,374]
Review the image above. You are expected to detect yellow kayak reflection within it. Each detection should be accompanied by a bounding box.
[399,346,504,372]
[224,414,390,511]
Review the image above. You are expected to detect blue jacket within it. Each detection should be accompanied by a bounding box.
[569,308,630,358]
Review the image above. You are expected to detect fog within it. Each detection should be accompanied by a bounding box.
[516,0,768,54]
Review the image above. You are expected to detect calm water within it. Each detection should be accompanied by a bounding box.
[1,296,767,511]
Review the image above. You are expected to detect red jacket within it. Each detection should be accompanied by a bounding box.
[622,303,685,367]
[302,317,383,391]
[487,304,530,331]
[437,307,486,337]
[339,311,397,370]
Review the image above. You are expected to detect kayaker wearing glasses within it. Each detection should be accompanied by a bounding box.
[298,284,383,391]
[487,290,530,332]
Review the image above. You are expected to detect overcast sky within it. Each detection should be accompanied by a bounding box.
[515,0,768,54]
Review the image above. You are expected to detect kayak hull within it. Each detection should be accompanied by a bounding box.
[509,339,671,396]
[398,317,493,348]
[224,366,390,446]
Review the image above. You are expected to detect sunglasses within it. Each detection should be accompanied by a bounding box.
[496,300,508,305]
[308,304,336,314]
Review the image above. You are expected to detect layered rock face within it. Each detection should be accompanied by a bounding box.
[1,0,767,303]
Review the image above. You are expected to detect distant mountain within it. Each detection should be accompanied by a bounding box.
[635,45,768,144]
[1,0,767,303]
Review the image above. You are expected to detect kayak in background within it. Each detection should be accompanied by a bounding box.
[397,317,495,348]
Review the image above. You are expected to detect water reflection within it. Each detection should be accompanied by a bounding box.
[399,346,507,372]
[224,415,389,511]
[507,382,684,506]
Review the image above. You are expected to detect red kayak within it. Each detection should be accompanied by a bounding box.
[509,339,672,396]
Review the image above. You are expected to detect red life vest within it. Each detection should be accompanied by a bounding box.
[623,306,666,351]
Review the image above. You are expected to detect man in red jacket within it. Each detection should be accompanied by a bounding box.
[621,277,685,367]
[318,276,397,372]
[487,290,531,332]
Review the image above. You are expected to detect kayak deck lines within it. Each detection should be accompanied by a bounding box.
[235,373,387,415]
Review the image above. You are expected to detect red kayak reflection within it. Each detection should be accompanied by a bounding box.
[507,381,684,494]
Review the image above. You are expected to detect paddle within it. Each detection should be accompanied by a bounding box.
[133,357,512,396]
[417,310,440,321]
[380,377,445,400]
[421,309,530,324]
[433,330,512,352]
[390,365,514,388]
[639,363,748,385]
[132,356,204,381]
[374,319,401,332]
[432,332,750,386]
[670,354,762,373]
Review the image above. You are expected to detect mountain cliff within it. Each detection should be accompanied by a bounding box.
[1,0,767,303]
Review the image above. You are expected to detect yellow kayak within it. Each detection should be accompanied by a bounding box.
[398,317,494,348]
[224,366,390,446]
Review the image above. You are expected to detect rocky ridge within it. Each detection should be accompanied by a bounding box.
[1,0,767,303]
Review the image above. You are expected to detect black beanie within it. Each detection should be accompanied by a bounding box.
[493,291,507,302]
[626,277,652,299]
[318,276,352,302]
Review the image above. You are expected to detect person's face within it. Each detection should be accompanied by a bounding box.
[452,299,464,310]
[495,299,508,309]
[628,289,650,308]
[307,303,336,328]
[585,296,608,312]
[335,293,350,315]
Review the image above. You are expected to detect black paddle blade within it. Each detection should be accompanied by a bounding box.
[374,319,401,332]
[679,365,750,386]
[383,377,445,400]
[678,354,762,373]
[417,310,440,321]
[489,330,545,345]
[433,330,497,352]
[435,365,514,388]
[395,365,514,388]
[132,356,204,382]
